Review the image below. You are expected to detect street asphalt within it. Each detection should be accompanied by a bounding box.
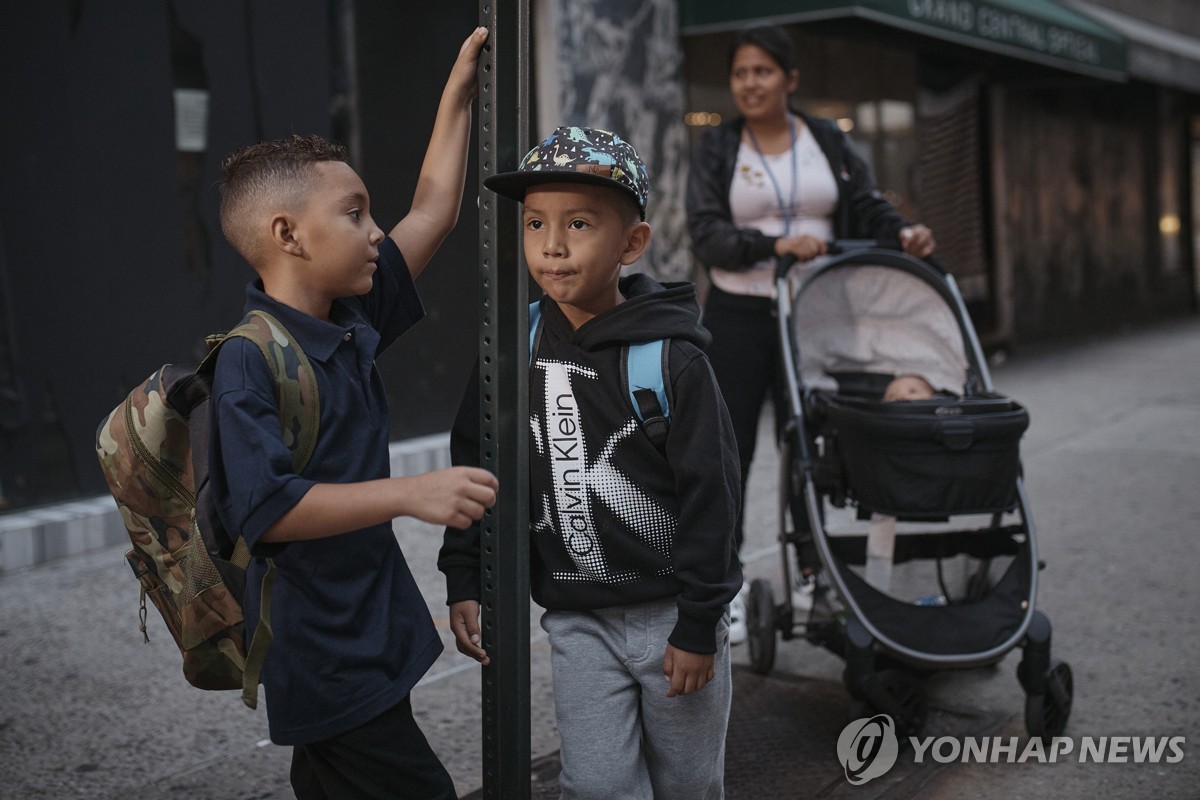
[1,315,1198,799]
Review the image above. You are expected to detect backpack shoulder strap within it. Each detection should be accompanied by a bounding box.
[240,556,278,709]
[624,338,671,452]
[198,310,317,710]
[201,310,321,474]
[531,300,671,451]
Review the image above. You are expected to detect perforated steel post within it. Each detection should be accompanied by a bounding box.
[477,2,531,798]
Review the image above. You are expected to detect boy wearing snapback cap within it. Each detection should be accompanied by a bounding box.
[439,126,742,798]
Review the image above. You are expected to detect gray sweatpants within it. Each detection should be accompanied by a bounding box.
[540,598,731,800]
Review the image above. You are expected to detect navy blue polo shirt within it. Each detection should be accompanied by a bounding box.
[209,236,442,745]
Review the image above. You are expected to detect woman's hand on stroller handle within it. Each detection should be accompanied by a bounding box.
[773,231,941,279]
[773,239,884,279]
[775,238,898,266]
[825,226,936,257]
[773,233,828,263]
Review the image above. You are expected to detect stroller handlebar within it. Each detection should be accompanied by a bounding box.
[774,238,950,277]
[828,238,887,254]
[774,253,799,280]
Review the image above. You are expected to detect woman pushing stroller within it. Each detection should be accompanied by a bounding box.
[684,22,937,640]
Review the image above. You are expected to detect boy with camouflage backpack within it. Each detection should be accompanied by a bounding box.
[96,309,317,707]
[100,27,497,800]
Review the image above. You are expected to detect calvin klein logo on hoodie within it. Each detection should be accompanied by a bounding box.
[531,358,675,586]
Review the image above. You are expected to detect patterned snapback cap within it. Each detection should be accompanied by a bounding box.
[484,126,650,219]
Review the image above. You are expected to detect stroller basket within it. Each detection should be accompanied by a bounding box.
[837,544,1032,656]
[816,392,1030,517]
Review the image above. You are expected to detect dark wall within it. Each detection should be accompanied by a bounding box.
[0,2,236,504]
[0,1,480,507]
[355,1,481,441]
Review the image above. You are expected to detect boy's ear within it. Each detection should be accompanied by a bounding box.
[270,213,305,257]
[619,221,652,266]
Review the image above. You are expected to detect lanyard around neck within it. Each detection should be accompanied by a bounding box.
[746,115,798,237]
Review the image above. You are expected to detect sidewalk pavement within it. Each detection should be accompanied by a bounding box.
[1,316,1199,799]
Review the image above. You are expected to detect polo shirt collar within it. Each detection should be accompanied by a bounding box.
[242,281,370,363]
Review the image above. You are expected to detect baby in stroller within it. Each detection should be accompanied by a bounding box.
[882,374,934,402]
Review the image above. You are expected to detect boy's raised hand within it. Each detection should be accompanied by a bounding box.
[447,26,489,105]
[405,466,498,529]
[663,644,716,697]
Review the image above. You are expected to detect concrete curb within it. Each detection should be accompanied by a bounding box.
[0,432,451,574]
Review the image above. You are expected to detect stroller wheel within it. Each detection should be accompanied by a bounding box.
[746,579,777,675]
[849,668,928,739]
[1025,659,1074,740]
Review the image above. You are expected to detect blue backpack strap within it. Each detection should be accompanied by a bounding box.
[533,301,670,451]
[625,339,671,451]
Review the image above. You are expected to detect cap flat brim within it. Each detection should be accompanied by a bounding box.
[484,170,639,207]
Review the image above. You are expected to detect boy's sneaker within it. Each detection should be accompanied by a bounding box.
[729,581,749,645]
[791,573,816,612]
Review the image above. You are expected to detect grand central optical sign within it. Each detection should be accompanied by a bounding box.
[905,0,1104,66]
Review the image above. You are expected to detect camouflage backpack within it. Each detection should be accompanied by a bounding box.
[95,310,319,709]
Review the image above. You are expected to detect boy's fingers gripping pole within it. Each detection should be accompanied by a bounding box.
[452,27,489,102]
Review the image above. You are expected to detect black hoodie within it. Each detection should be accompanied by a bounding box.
[439,273,742,654]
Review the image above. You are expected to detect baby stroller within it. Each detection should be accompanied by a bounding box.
[744,243,1074,740]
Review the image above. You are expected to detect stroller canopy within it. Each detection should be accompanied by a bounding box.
[792,260,970,397]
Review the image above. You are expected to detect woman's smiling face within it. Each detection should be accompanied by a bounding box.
[729,43,798,124]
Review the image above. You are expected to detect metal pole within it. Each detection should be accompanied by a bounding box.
[477,2,531,797]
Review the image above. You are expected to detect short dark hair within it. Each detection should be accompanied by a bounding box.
[727,24,796,75]
[218,134,350,264]
[608,185,643,225]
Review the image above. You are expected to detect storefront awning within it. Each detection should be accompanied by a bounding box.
[1064,0,1200,92]
[678,0,1128,81]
